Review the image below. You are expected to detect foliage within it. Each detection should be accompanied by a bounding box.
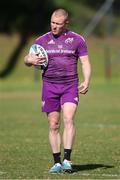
[0,0,120,78]
[0,0,56,35]
[74,0,120,15]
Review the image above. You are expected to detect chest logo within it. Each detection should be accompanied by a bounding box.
[65,38,74,44]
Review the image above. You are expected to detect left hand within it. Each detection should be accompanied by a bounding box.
[78,82,89,94]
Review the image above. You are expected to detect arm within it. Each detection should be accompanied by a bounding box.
[79,55,91,94]
[24,53,46,67]
[24,54,33,66]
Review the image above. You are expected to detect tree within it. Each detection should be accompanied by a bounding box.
[0,0,56,77]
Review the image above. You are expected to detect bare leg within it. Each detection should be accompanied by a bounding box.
[62,102,77,149]
[47,111,61,153]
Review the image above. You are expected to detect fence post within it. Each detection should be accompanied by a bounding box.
[104,0,113,80]
[104,45,111,79]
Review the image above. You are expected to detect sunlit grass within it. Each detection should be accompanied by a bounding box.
[0,80,120,179]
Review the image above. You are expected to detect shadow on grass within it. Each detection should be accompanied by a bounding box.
[72,164,114,173]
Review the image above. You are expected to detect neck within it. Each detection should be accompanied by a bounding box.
[52,29,68,38]
[53,34,60,38]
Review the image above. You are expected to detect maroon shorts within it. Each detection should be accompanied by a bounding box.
[41,81,79,113]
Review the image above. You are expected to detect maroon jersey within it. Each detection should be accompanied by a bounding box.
[35,29,88,83]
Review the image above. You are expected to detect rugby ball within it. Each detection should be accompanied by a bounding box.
[29,44,48,70]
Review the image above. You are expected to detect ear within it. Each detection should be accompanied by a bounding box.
[65,20,69,25]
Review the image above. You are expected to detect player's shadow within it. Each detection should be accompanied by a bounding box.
[72,164,114,173]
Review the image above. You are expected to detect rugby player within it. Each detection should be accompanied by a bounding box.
[24,8,91,173]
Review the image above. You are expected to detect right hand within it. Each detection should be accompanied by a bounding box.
[25,53,46,66]
[78,81,89,95]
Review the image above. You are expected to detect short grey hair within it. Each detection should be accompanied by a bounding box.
[52,8,69,22]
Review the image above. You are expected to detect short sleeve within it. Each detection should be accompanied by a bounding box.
[35,37,42,45]
[77,36,88,57]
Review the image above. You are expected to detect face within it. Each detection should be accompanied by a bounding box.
[51,15,67,36]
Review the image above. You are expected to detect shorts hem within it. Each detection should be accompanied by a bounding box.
[61,101,79,106]
[42,109,61,113]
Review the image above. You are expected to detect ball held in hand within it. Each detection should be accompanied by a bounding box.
[29,44,48,70]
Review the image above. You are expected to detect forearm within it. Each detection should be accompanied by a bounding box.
[78,56,91,94]
[81,59,91,85]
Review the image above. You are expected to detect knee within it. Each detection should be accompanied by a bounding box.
[49,120,60,132]
[64,116,74,128]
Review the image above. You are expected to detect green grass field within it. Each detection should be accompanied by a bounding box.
[0,34,120,179]
[0,79,120,179]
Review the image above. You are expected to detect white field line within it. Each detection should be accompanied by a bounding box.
[80,123,120,129]
[0,171,119,178]
[79,172,120,177]
[0,171,6,175]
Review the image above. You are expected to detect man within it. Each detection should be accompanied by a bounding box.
[24,8,91,173]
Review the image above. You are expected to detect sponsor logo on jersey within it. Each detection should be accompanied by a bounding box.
[58,45,63,49]
[65,38,74,44]
[48,39,55,44]
[46,49,75,54]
